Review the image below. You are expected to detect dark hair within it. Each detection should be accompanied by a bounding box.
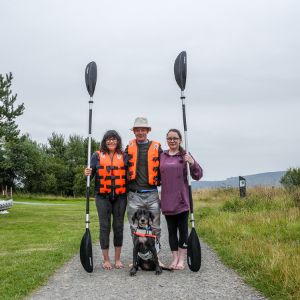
[100,130,123,153]
[166,129,185,154]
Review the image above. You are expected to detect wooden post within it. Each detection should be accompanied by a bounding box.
[239,176,246,198]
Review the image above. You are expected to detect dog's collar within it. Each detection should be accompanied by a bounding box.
[134,227,156,238]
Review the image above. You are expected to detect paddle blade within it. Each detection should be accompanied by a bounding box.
[174,51,187,91]
[85,61,97,97]
[187,227,201,272]
[80,228,93,273]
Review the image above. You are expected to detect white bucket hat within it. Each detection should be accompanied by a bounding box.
[131,117,151,130]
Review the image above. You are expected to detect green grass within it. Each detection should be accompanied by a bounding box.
[0,197,98,300]
[195,187,300,300]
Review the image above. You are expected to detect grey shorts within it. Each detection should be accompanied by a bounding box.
[127,190,161,238]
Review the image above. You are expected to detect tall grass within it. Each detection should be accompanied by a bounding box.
[195,187,300,300]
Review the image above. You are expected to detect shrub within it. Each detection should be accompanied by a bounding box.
[281,168,300,189]
[281,168,300,207]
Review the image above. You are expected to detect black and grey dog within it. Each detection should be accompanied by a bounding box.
[130,209,162,276]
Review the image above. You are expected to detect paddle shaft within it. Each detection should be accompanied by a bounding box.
[181,91,195,229]
[85,99,93,229]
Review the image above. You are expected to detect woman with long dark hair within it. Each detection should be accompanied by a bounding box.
[85,130,127,270]
[160,129,203,270]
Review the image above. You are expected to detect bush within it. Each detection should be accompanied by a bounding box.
[281,168,300,189]
[281,168,300,207]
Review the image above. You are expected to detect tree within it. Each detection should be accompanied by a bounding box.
[73,165,87,197]
[0,136,14,187]
[0,73,25,187]
[65,135,98,196]
[281,168,300,207]
[65,135,86,167]
[47,133,66,159]
[280,168,300,189]
[3,134,45,192]
[0,73,25,141]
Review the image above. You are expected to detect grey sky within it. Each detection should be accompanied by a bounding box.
[1,0,300,180]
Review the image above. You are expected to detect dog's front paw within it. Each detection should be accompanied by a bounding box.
[130,267,137,276]
[155,266,162,275]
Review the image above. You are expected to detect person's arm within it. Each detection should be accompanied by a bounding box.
[90,152,98,178]
[123,145,129,167]
[184,153,203,180]
[84,152,98,179]
[157,145,163,185]
[123,145,131,182]
[158,144,163,155]
[190,160,203,180]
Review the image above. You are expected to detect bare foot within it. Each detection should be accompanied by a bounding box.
[158,259,167,268]
[115,260,124,269]
[102,260,112,270]
[174,263,185,270]
[169,258,178,269]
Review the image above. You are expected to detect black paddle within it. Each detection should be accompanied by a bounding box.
[174,51,201,272]
[80,61,97,273]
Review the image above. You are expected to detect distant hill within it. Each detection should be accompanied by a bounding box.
[192,171,286,189]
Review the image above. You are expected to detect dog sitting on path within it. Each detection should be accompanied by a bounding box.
[130,209,165,276]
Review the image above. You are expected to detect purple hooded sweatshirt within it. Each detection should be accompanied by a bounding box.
[159,150,203,215]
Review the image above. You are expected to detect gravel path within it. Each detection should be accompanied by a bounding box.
[28,218,266,300]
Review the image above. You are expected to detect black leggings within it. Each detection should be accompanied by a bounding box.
[95,194,127,249]
[165,211,189,251]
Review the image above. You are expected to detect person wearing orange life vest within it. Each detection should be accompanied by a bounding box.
[125,117,162,240]
[85,130,127,270]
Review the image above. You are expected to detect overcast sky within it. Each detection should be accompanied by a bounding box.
[1,0,300,180]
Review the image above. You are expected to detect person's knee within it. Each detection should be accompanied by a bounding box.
[152,226,161,239]
[100,222,110,231]
[152,214,161,228]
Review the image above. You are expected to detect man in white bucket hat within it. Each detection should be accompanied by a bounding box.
[130,117,151,131]
[125,117,162,251]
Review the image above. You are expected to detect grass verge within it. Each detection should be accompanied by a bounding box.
[194,187,300,300]
[0,197,98,300]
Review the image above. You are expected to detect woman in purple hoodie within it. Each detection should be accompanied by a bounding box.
[160,129,203,270]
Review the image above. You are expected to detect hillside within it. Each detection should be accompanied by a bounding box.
[193,171,286,189]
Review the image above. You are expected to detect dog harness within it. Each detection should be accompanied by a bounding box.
[133,227,160,260]
[127,139,160,186]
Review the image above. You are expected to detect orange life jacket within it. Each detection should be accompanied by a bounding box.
[95,151,126,195]
[127,139,160,186]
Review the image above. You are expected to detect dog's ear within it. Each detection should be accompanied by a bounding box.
[149,211,154,225]
[132,211,138,224]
